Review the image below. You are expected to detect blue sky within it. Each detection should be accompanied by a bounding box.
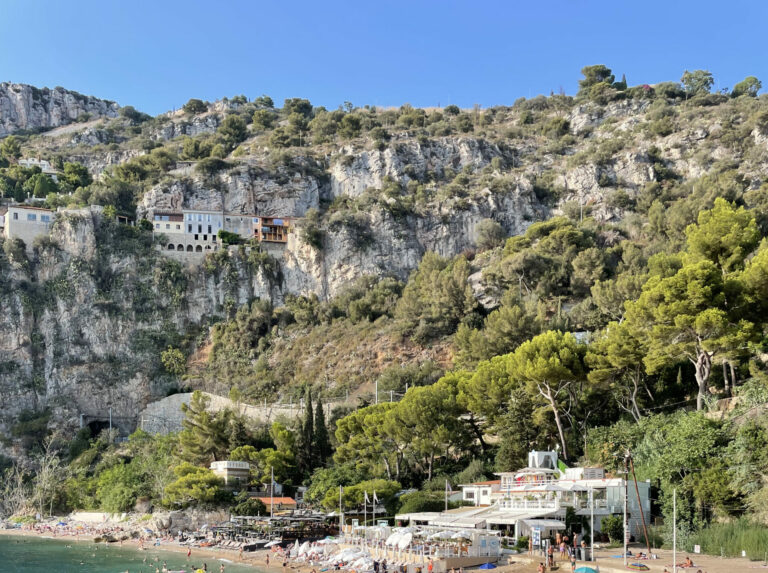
[0,0,764,115]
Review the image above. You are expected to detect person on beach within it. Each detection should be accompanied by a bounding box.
[266,554,270,566]
[187,548,192,559]
[427,559,433,573]
[239,547,244,561]
[220,564,225,573]
[570,553,576,572]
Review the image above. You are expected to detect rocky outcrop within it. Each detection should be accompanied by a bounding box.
[68,149,145,176]
[70,127,126,147]
[0,83,119,136]
[139,162,322,218]
[149,114,221,141]
[329,137,508,198]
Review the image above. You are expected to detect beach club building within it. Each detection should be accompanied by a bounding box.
[396,450,651,543]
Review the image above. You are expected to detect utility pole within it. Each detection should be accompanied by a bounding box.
[623,454,629,567]
[270,466,274,519]
[364,490,367,528]
[628,453,652,555]
[590,485,595,562]
[673,489,677,573]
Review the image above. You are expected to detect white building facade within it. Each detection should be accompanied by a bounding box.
[398,450,652,543]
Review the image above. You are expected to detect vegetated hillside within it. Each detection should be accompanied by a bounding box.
[1,67,768,456]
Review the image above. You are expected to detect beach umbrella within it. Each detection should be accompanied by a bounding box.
[575,567,598,573]
[478,563,496,569]
[397,533,412,550]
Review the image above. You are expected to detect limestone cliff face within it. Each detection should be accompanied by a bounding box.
[0,209,277,443]
[0,83,119,136]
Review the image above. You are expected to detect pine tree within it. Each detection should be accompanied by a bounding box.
[179,391,230,464]
[228,414,249,451]
[297,388,314,474]
[313,396,332,465]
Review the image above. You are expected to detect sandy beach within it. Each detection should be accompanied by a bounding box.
[3,527,763,573]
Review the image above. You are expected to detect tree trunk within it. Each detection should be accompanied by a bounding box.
[730,361,738,392]
[468,416,488,453]
[540,384,569,460]
[723,362,730,397]
[693,351,712,411]
[383,457,392,481]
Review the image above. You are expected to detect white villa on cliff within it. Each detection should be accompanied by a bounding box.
[396,450,651,542]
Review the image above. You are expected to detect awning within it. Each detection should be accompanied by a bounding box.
[484,512,539,526]
[429,516,487,528]
[522,519,566,530]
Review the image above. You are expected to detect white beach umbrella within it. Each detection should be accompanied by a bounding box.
[397,532,412,550]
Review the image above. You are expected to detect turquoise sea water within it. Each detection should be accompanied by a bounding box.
[0,535,259,573]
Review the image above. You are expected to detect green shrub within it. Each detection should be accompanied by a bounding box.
[195,157,230,176]
[183,98,208,114]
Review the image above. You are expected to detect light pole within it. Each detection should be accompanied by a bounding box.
[590,485,594,562]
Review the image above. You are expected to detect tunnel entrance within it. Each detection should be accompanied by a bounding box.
[86,420,111,437]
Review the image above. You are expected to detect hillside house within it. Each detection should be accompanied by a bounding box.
[254,216,292,243]
[18,158,59,181]
[210,460,250,488]
[3,205,55,245]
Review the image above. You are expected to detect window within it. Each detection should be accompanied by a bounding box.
[13,212,18,220]
[27,214,37,221]
[253,217,259,223]
[166,224,170,229]
[198,224,202,233]
[155,223,160,229]
[208,225,212,234]
[194,234,199,240]
[188,224,192,233]
[207,214,211,222]
[154,215,161,221]
[176,224,180,230]
[466,491,475,499]
[187,214,192,222]
[197,214,202,222]
[41,215,50,223]
[203,234,207,241]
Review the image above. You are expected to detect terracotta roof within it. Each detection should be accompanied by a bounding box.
[261,497,297,505]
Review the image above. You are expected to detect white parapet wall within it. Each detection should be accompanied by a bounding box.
[137,391,338,434]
